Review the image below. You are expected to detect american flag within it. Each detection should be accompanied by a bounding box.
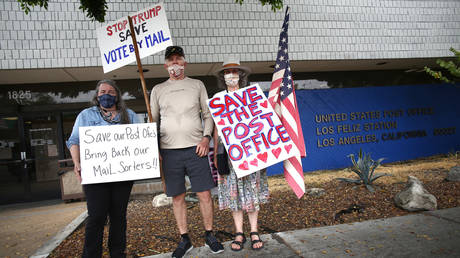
[268,7,307,199]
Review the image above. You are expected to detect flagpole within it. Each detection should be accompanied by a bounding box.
[128,16,165,191]
[268,5,306,198]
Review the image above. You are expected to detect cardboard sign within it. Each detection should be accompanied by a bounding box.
[79,123,160,184]
[96,2,173,73]
[207,84,299,178]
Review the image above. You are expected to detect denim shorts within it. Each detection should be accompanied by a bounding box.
[161,147,215,197]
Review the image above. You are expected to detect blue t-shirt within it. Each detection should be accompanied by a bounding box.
[66,106,140,149]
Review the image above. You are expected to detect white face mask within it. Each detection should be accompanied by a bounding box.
[167,64,184,78]
[224,73,239,88]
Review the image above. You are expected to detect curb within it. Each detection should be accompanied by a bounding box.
[30,210,88,258]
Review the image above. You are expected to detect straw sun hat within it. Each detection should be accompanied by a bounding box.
[213,56,251,76]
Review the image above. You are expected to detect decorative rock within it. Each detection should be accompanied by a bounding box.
[185,176,192,190]
[394,176,437,211]
[306,188,325,196]
[446,166,460,182]
[184,192,199,203]
[152,193,172,207]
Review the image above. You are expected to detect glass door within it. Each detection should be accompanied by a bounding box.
[23,113,61,202]
[0,115,27,204]
[0,112,65,205]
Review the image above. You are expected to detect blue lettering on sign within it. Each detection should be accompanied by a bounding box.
[104,45,129,64]
[145,30,170,48]
[103,41,144,64]
[103,31,169,65]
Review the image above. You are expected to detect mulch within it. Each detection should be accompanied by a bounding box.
[49,168,460,257]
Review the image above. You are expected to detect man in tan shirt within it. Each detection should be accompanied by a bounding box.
[150,46,224,258]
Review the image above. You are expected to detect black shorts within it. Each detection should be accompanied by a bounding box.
[161,147,215,197]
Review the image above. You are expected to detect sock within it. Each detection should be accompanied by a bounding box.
[181,233,190,242]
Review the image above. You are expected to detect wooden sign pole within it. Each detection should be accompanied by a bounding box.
[128,16,153,123]
[128,16,165,191]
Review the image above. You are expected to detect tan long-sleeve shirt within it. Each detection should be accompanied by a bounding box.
[150,77,214,149]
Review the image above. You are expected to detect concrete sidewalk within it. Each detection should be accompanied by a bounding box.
[0,199,87,257]
[2,200,459,257]
[145,207,460,258]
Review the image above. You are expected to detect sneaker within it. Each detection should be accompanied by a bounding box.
[172,237,193,258]
[205,232,224,254]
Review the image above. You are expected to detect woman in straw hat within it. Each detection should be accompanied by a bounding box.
[212,57,269,251]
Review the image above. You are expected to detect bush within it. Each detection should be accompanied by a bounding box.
[424,47,460,83]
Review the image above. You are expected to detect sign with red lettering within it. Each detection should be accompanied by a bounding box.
[207,84,300,178]
[96,2,173,73]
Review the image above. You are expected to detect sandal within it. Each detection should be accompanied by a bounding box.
[250,232,264,250]
[230,232,246,252]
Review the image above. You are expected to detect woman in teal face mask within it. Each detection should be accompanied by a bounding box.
[67,79,139,257]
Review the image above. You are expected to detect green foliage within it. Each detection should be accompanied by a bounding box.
[18,0,107,22]
[78,0,107,23]
[19,0,284,22]
[235,0,283,12]
[17,0,47,14]
[424,48,460,83]
[336,149,389,192]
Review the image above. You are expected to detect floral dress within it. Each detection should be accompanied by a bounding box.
[217,159,269,212]
[213,89,269,212]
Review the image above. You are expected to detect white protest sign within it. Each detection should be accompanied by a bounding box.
[96,2,173,73]
[79,123,160,184]
[207,84,300,178]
